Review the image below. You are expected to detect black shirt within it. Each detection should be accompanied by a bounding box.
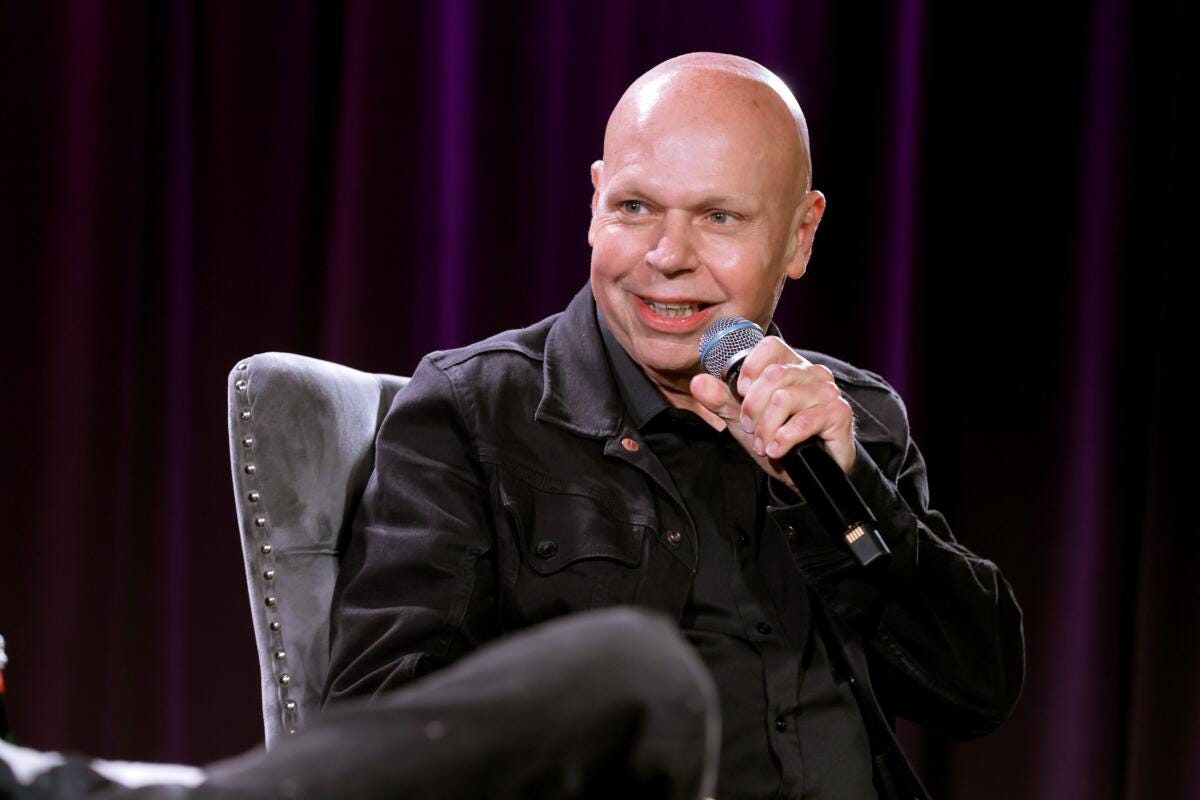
[599,314,876,799]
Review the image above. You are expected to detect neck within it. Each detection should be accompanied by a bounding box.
[646,368,727,431]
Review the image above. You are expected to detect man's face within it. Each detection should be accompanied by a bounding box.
[588,88,822,389]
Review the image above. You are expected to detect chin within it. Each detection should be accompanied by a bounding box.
[635,352,702,381]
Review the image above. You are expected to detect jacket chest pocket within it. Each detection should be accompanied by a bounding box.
[498,466,651,623]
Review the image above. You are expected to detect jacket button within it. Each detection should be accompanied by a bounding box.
[666,530,682,545]
[757,622,772,635]
[535,540,558,559]
[775,716,788,732]
[783,525,797,540]
[621,437,640,452]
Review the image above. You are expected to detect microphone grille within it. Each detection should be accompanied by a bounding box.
[698,317,765,378]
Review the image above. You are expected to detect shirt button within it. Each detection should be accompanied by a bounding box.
[775,716,788,732]
[736,532,749,546]
[620,437,640,452]
[667,530,682,545]
[756,622,772,635]
[535,540,558,559]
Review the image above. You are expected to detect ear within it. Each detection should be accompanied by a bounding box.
[784,190,826,280]
[587,160,604,246]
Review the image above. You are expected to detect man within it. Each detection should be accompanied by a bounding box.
[325,52,1025,798]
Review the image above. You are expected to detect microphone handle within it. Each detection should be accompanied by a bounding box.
[776,441,891,569]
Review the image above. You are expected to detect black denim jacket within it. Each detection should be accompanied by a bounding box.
[325,286,1025,798]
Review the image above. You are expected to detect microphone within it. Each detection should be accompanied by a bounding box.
[699,317,891,569]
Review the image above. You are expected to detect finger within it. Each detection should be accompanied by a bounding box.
[764,408,825,458]
[754,386,812,451]
[739,361,787,430]
[689,373,742,424]
[756,381,844,456]
[735,336,807,396]
[765,395,856,467]
[738,362,834,441]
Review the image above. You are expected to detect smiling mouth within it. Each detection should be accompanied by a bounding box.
[642,298,711,319]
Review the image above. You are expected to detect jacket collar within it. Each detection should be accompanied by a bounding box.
[535,286,626,439]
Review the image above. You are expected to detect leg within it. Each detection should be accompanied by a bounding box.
[197,607,718,800]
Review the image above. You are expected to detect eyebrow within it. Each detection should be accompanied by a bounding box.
[690,194,756,211]
[608,184,756,211]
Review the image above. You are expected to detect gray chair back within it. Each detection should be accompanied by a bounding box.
[226,353,408,748]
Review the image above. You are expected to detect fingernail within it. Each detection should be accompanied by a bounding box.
[766,441,780,457]
[737,378,750,396]
[754,436,763,455]
[740,416,753,433]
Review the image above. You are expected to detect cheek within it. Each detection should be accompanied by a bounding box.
[702,239,767,285]
[704,241,782,309]
[590,227,651,278]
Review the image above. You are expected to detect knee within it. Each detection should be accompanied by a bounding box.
[552,607,679,666]
[567,606,678,651]
[555,607,715,708]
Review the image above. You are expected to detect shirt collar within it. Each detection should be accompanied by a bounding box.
[597,309,671,431]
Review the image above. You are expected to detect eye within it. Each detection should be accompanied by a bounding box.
[708,211,733,224]
[620,200,646,214]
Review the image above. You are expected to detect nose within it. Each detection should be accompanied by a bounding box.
[645,212,698,275]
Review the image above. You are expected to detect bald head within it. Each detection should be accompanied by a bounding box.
[603,53,813,198]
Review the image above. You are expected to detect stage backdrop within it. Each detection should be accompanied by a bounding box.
[0,1,1189,798]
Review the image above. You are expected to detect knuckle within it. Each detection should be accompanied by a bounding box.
[763,363,786,382]
[776,343,808,365]
[748,338,774,360]
[810,364,835,382]
[762,335,787,352]
[833,395,854,418]
[758,338,799,359]
[819,382,842,402]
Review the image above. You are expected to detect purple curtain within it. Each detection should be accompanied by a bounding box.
[0,1,1188,796]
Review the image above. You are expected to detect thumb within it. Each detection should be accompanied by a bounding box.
[690,373,742,424]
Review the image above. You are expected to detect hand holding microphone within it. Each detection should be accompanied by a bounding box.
[691,317,890,569]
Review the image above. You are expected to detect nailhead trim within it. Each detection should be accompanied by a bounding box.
[233,357,298,737]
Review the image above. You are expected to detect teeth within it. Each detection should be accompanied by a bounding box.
[646,300,701,318]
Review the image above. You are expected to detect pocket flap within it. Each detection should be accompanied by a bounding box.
[500,467,648,576]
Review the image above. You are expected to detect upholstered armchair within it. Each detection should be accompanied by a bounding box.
[226,353,408,748]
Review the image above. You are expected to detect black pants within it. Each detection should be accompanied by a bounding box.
[4,608,718,800]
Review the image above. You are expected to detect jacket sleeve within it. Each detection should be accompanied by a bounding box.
[322,356,498,704]
[782,381,1025,739]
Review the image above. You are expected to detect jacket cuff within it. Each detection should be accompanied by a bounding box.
[769,440,915,625]
[766,482,856,578]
